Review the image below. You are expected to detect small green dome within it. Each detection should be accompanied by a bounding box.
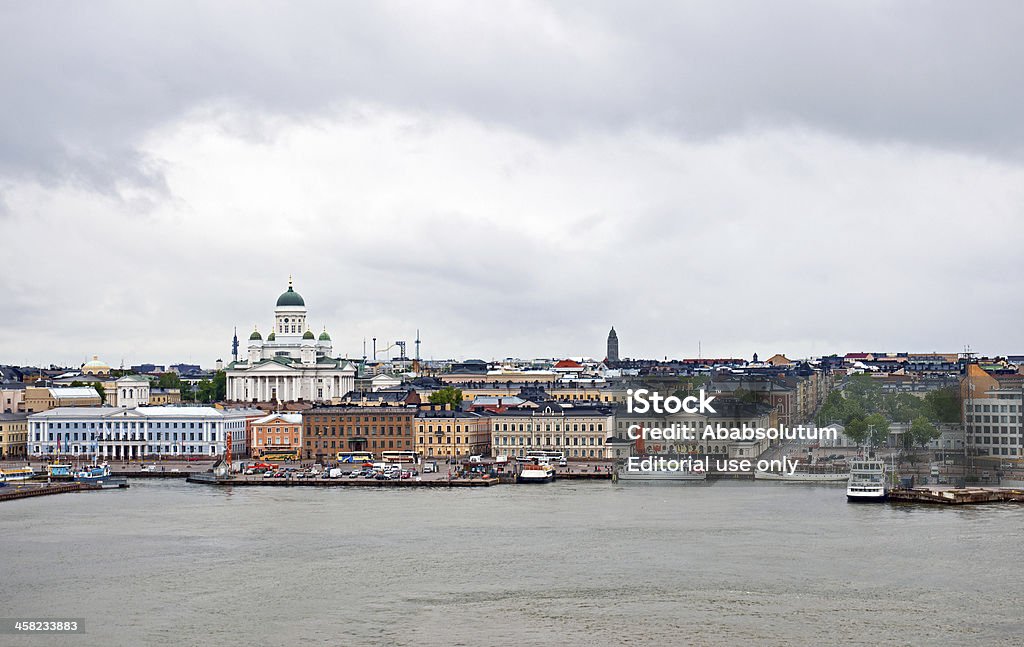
[319,329,331,341]
[249,329,262,340]
[276,280,305,307]
[267,332,276,341]
[302,329,315,340]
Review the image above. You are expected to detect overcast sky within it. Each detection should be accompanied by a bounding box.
[1,1,1022,368]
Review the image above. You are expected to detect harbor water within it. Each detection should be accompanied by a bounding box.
[3,480,1023,646]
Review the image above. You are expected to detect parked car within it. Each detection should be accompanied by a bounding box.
[263,471,274,478]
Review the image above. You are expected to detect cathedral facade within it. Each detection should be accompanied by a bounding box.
[225,280,357,403]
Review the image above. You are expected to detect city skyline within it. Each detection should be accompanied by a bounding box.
[2,2,1022,365]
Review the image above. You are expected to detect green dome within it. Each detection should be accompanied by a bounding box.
[319,330,331,341]
[276,283,305,307]
[267,332,276,341]
[249,329,262,340]
[302,329,315,340]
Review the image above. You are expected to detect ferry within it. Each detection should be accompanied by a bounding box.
[617,456,707,481]
[517,463,556,483]
[846,458,887,502]
[74,463,129,489]
[0,467,36,483]
[47,463,74,478]
[755,465,848,482]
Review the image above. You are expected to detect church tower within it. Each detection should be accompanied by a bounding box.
[607,326,620,363]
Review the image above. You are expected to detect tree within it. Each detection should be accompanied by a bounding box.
[158,373,182,389]
[429,386,463,409]
[909,415,940,447]
[673,375,709,399]
[923,388,961,423]
[845,416,869,446]
[865,413,890,447]
[884,392,927,423]
[212,370,226,401]
[94,382,106,404]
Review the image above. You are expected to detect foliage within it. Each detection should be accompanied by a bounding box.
[923,388,961,423]
[864,413,890,447]
[157,373,182,389]
[429,386,464,408]
[673,375,709,399]
[909,415,940,447]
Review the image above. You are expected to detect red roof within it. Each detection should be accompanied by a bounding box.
[554,359,583,368]
[845,353,870,359]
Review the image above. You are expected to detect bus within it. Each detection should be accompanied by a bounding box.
[381,451,419,464]
[524,450,564,464]
[337,451,374,464]
[259,449,299,461]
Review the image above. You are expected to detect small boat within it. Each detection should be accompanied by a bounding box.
[755,465,848,482]
[74,463,129,489]
[47,463,74,478]
[517,463,556,483]
[0,467,36,483]
[617,455,707,481]
[847,458,887,502]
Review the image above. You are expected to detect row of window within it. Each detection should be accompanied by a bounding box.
[308,426,412,436]
[494,422,605,432]
[494,436,604,446]
[36,421,211,430]
[35,432,218,442]
[306,439,412,449]
[971,404,1020,413]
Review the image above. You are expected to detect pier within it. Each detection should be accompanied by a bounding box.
[186,474,500,487]
[0,482,112,502]
[888,487,1024,505]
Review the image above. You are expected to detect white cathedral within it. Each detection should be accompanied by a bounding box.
[225,280,357,403]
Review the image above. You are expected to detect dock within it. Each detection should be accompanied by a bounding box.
[888,487,1024,505]
[0,482,113,502]
[186,474,500,487]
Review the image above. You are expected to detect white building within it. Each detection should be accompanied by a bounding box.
[490,403,615,460]
[114,374,151,408]
[28,406,255,459]
[225,279,357,403]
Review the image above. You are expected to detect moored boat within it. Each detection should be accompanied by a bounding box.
[847,458,887,502]
[755,466,848,482]
[517,463,556,483]
[74,463,129,489]
[617,455,707,481]
[0,466,36,483]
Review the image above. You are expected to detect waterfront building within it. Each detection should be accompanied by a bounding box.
[27,406,253,459]
[961,364,1023,459]
[415,406,491,460]
[613,398,774,461]
[301,406,416,462]
[490,403,614,460]
[0,412,29,458]
[225,280,357,404]
[251,413,303,458]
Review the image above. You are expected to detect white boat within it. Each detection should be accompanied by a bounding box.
[755,467,848,482]
[0,467,36,483]
[847,459,887,502]
[517,463,556,483]
[617,456,707,481]
[74,463,129,489]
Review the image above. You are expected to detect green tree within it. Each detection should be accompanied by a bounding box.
[844,416,869,446]
[884,392,927,423]
[923,388,961,423]
[673,375,709,399]
[429,386,463,408]
[865,413,890,447]
[212,370,226,401]
[158,373,182,389]
[94,382,106,404]
[909,415,940,447]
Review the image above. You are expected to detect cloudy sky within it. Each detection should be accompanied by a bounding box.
[1,1,1022,368]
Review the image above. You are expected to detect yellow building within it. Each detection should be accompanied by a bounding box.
[149,388,182,405]
[0,413,29,458]
[24,386,102,413]
[415,406,491,460]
